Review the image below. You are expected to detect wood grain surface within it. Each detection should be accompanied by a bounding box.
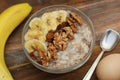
[1,0,120,80]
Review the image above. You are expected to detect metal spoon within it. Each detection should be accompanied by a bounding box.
[83,29,120,80]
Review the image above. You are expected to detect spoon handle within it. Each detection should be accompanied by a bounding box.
[83,50,104,80]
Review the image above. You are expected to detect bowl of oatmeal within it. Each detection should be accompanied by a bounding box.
[22,5,95,73]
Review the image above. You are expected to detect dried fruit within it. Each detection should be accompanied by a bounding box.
[56,22,69,31]
[46,30,55,42]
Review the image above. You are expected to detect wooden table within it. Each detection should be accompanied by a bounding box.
[1,0,120,80]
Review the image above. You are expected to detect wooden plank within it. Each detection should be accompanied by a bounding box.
[1,0,120,80]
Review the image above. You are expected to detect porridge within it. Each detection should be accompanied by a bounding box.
[24,10,92,69]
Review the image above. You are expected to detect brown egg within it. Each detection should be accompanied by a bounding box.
[96,54,120,80]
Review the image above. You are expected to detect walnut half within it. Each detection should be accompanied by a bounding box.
[70,12,83,25]
[38,50,49,67]
[66,17,78,33]
[53,31,68,50]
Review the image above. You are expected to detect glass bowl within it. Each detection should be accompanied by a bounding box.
[22,5,95,74]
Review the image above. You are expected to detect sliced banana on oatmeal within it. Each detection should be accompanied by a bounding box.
[25,39,47,53]
[56,10,68,23]
[29,17,48,34]
[24,29,46,42]
[41,10,67,31]
[41,12,58,30]
[25,39,49,66]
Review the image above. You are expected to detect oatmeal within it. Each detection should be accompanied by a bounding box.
[24,10,92,68]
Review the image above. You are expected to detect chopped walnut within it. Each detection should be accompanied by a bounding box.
[63,27,74,40]
[37,50,49,67]
[46,30,54,42]
[48,43,58,60]
[67,17,78,33]
[53,31,68,50]
[70,12,83,25]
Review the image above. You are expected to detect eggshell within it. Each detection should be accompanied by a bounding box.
[96,54,120,80]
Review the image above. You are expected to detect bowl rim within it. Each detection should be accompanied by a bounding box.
[22,4,96,74]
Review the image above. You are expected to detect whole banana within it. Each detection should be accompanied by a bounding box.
[0,3,32,80]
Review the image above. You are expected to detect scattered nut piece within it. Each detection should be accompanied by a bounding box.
[70,12,83,25]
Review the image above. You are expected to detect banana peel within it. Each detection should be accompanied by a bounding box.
[0,3,32,80]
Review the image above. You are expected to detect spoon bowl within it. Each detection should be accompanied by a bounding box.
[100,29,120,51]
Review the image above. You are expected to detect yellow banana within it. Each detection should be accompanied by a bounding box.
[0,3,32,80]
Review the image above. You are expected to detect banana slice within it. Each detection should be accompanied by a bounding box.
[25,39,47,53]
[56,10,67,23]
[24,29,46,42]
[41,12,58,31]
[29,17,48,34]
[41,10,67,31]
